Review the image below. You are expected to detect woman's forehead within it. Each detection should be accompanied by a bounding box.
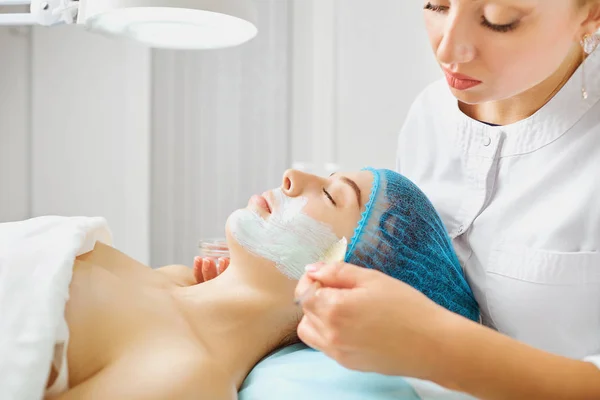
[335,170,374,208]
[459,0,569,11]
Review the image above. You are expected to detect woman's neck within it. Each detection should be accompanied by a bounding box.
[460,45,583,126]
[171,256,302,388]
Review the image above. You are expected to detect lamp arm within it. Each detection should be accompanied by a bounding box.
[0,0,78,26]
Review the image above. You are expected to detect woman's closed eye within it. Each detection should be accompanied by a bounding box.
[423,2,520,33]
[424,2,448,13]
[480,16,519,33]
[323,188,337,207]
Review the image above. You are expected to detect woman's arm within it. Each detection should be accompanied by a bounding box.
[296,262,600,400]
[436,315,600,400]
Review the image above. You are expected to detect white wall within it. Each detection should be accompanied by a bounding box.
[290,0,441,173]
[336,0,441,171]
[29,26,151,263]
[0,28,30,222]
[289,0,338,176]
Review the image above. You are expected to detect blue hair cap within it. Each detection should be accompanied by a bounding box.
[345,168,479,322]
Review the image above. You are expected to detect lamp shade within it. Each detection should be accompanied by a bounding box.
[77,0,258,49]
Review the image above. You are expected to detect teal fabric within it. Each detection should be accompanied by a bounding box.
[239,344,420,400]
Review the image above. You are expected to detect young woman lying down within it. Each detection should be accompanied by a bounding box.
[41,167,478,399]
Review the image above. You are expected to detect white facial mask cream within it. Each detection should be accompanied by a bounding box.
[228,188,341,279]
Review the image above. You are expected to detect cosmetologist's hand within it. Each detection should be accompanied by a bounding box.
[295,262,458,380]
[193,256,230,283]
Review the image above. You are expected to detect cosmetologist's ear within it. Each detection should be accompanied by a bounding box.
[580,1,600,36]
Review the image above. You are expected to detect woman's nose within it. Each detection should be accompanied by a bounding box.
[282,169,310,197]
[436,13,476,66]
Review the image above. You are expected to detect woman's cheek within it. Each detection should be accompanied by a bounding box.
[301,203,341,237]
[302,202,329,226]
[302,198,360,240]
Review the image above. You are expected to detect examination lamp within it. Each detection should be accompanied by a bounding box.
[0,0,258,49]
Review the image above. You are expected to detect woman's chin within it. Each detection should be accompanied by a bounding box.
[224,217,237,251]
[224,216,280,268]
[224,215,251,259]
[452,88,489,105]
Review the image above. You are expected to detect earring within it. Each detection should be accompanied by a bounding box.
[580,33,600,99]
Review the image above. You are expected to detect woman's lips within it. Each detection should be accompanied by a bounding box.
[250,194,271,213]
[443,69,482,90]
[261,192,273,213]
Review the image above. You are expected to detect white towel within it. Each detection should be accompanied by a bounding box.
[0,216,112,400]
